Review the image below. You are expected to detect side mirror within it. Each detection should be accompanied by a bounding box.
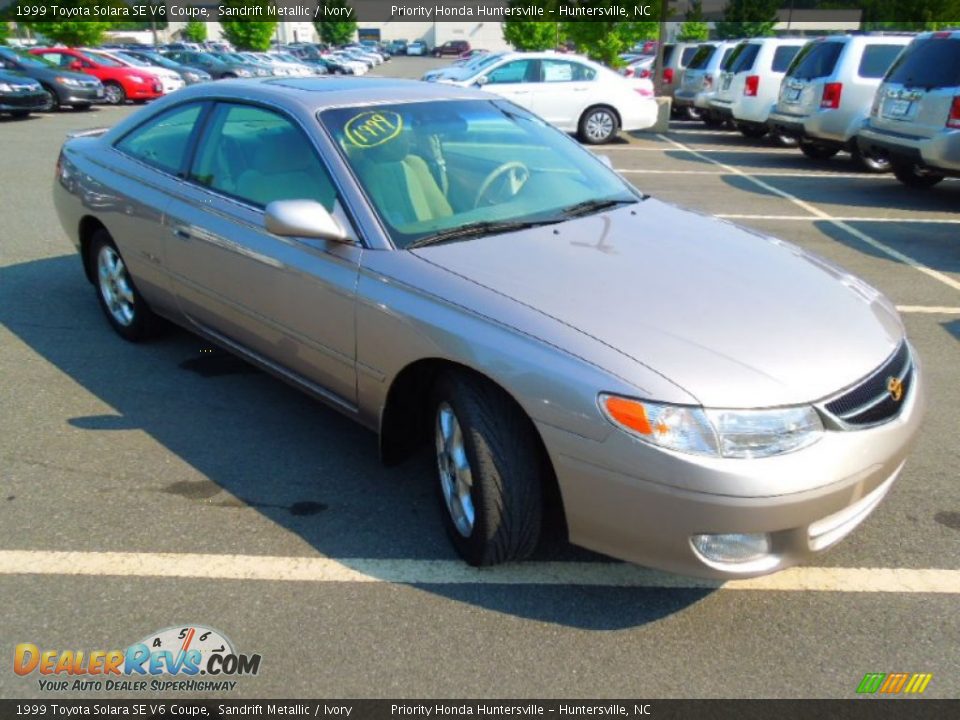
[264,199,349,243]
[69,61,84,71]
[474,75,489,87]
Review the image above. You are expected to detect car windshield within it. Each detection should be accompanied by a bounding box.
[82,52,123,67]
[320,100,638,249]
[140,53,180,69]
[786,41,843,80]
[466,52,504,71]
[2,49,53,68]
[114,52,150,67]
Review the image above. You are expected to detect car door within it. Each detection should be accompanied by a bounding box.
[481,58,541,111]
[163,101,360,407]
[532,59,597,130]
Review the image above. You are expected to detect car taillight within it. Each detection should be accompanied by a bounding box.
[703,76,713,90]
[624,67,634,78]
[948,96,960,129]
[821,82,843,109]
[639,68,651,79]
[663,68,674,84]
[744,75,759,96]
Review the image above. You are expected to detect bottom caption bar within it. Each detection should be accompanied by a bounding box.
[3,700,957,719]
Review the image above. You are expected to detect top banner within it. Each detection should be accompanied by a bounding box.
[0,1,886,24]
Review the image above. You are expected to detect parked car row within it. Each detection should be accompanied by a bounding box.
[422,50,657,144]
[669,30,959,188]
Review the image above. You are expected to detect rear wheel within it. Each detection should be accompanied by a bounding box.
[851,145,891,173]
[103,81,125,106]
[891,160,945,188]
[89,230,159,342]
[738,123,768,139]
[431,372,542,566]
[681,106,702,121]
[799,142,840,161]
[578,106,619,145]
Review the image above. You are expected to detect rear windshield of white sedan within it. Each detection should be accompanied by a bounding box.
[321,100,638,249]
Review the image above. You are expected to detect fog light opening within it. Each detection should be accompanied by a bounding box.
[691,532,778,573]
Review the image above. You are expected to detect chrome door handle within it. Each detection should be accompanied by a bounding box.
[172,227,191,241]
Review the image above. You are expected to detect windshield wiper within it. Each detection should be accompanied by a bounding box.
[559,197,641,218]
[407,219,559,249]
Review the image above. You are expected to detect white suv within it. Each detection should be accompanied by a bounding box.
[768,34,911,171]
[674,41,740,125]
[856,30,960,187]
[709,37,808,143]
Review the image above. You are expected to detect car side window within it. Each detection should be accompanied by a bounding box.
[115,103,204,175]
[858,44,905,79]
[772,46,801,73]
[542,60,596,83]
[486,59,538,85]
[189,103,338,212]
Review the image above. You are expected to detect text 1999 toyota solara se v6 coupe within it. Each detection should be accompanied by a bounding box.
[54,79,923,578]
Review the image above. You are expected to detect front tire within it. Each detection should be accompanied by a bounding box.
[891,160,945,188]
[89,230,159,342]
[578,106,618,145]
[431,372,543,566]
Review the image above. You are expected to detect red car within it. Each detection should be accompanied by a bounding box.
[29,48,162,105]
[432,40,471,58]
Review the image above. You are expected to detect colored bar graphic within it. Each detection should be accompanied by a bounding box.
[857,672,932,695]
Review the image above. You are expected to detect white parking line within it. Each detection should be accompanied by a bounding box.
[0,550,958,593]
[658,134,960,294]
[896,305,960,314]
[717,214,960,224]
[606,145,796,154]
[617,169,897,179]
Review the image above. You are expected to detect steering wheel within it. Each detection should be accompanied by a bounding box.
[474,161,530,208]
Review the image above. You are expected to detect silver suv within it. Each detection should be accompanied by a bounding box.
[657,42,701,111]
[674,41,740,125]
[857,30,960,187]
[768,35,911,171]
[709,37,808,143]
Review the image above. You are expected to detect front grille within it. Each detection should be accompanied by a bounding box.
[823,342,912,427]
[1,92,47,108]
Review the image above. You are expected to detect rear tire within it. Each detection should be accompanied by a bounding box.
[851,145,891,173]
[578,106,618,145]
[89,230,159,342]
[891,160,945,188]
[103,81,125,106]
[799,142,840,161]
[431,372,543,566]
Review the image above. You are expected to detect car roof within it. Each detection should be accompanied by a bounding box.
[159,77,495,112]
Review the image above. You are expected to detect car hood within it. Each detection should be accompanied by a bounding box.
[427,66,475,82]
[412,200,904,407]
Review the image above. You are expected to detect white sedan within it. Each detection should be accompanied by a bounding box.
[428,52,656,143]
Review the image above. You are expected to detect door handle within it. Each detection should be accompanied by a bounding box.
[171,227,191,241]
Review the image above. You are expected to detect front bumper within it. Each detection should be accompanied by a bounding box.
[857,124,960,175]
[0,91,52,112]
[59,85,103,105]
[539,358,924,579]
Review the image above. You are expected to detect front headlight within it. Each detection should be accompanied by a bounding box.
[599,394,823,459]
[235,69,251,77]
[56,77,82,87]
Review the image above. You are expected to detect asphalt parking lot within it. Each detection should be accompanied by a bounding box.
[1,57,959,699]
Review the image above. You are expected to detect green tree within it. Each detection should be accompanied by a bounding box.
[314,0,357,46]
[22,21,115,46]
[861,0,960,29]
[678,1,710,41]
[561,2,658,67]
[713,0,780,39]
[182,19,207,43]
[220,0,277,50]
[0,22,10,45]
[502,22,557,51]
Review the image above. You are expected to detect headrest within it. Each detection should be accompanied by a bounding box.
[253,130,313,175]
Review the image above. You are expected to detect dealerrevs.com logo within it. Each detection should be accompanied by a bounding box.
[14,625,262,692]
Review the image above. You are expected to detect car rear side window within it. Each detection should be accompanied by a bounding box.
[857,44,906,79]
[771,45,801,73]
[886,38,960,88]
[189,103,337,211]
[686,44,716,70]
[681,46,699,66]
[787,41,843,79]
[662,45,676,65]
[115,103,204,175]
[730,44,760,73]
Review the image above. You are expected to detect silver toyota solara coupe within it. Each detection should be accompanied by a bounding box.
[54,78,924,578]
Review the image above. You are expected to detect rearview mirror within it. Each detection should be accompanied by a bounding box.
[264,200,349,242]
